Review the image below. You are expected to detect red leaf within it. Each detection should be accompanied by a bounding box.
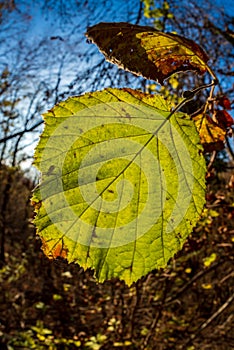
[216,110,234,129]
[217,96,232,110]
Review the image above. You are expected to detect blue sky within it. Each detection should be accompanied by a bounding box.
[22,0,234,41]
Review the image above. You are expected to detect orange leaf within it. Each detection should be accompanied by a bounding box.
[193,113,226,152]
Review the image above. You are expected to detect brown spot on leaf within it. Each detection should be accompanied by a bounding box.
[41,237,68,260]
[31,200,42,211]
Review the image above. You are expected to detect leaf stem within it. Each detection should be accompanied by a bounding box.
[206,64,219,84]
[169,80,217,118]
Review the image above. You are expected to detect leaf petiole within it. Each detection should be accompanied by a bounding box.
[169,79,218,119]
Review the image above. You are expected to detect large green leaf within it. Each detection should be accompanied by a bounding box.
[86,22,209,84]
[32,88,206,285]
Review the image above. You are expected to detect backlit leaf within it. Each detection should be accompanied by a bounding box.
[32,88,206,285]
[193,113,226,152]
[86,22,209,84]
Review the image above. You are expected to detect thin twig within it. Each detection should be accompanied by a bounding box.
[207,151,217,172]
[135,0,143,24]
[141,278,170,349]
[0,120,43,144]
[184,292,234,348]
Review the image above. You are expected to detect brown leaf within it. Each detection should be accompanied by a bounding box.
[86,22,209,84]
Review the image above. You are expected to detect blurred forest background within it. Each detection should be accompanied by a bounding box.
[0,0,234,349]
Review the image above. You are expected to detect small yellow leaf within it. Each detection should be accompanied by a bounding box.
[74,341,81,346]
[37,335,46,341]
[141,327,149,336]
[34,301,45,309]
[53,294,63,301]
[63,283,71,292]
[113,341,132,347]
[203,253,217,267]
[114,342,124,347]
[201,283,212,289]
[124,341,132,345]
[169,76,179,89]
